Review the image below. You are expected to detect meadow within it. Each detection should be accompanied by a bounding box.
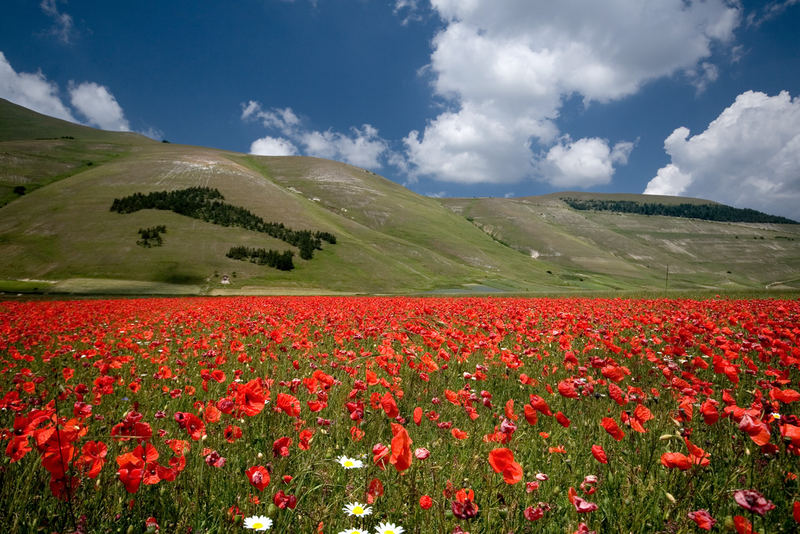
[1,296,799,533]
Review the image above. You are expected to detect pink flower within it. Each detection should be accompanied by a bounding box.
[415,447,430,460]
[733,489,775,516]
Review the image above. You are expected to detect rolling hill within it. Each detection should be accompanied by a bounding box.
[1,97,799,295]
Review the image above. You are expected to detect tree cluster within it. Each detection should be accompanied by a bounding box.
[137,225,166,248]
[562,198,798,224]
[226,246,294,271]
[110,187,337,259]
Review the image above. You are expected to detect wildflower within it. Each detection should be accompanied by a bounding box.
[337,530,369,534]
[337,455,364,469]
[733,489,775,516]
[419,495,433,509]
[343,502,372,517]
[688,509,716,531]
[488,447,523,484]
[243,515,272,531]
[375,522,404,534]
[245,465,270,491]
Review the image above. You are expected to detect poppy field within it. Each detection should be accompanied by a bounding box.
[1,296,799,533]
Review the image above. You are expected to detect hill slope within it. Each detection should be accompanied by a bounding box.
[441,194,800,290]
[1,98,799,294]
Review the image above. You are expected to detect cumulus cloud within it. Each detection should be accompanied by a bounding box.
[68,81,130,131]
[243,100,392,169]
[406,0,741,184]
[538,137,634,188]
[250,136,298,156]
[40,0,76,44]
[241,100,300,134]
[0,51,76,121]
[644,90,800,220]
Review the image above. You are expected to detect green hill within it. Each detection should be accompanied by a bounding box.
[1,97,799,294]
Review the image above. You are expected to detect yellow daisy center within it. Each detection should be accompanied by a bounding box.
[252,522,263,529]
[344,460,353,467]
[353,505,364,514]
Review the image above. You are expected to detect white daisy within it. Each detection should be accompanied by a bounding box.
[343,502,372,517]
[337,530,369,534]
[375,522,404,534]
[337,455,364,469]
[243,515,272,531]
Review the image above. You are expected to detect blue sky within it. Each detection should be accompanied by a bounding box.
[2,0,800,219]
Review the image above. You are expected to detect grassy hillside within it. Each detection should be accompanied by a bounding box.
[1,97,798,294]
[441,195,800,290]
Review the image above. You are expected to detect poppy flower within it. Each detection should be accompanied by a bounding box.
[451,488,479,520]
[524,506,544,520]
[272,437,292,457]
[687,509,716,530]
[488,448,523,484]
[660,452,691,471]
[246,465,270,491]
[381,392,399,419]
[600,417,625,441]
[366,478,384,504]
[273,490,297,509]
[733,489,775,516]
[590,444,607,464]
[389,423,412,473]
[419,495,433,509]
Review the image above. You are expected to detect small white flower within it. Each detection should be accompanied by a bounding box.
[343,502,372,516]
[243,515,272,531]
[337,455,364,469]
[337,529,369,534]
[375,522,405,534]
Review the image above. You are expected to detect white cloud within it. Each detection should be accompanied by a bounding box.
[301,124,388,168]
[538,137,632,188]
[40,0,75,44]
[243,100,392,169]
[241,100,299,134]
[406,0,741,184]
[746,0,799,27]
[644,90,800,220]
[250,136,298,156]
[0,51,76,121]
[68,81,130,131]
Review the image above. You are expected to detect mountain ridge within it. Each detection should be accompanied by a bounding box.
[1,97,798,294]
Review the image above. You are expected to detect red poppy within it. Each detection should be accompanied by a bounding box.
[451,428,468,440]
[74,440,107,478]
[389,423,412,472]
[272,437,292,457]
[733,515,754,534]
[600,417,625,441]
[687,509,716,531]
[555,411,571,428]
[660,452,691,471]
[246,465,270,491]
[590,444,607,464]
[488,448,523,484]
[273,489,297,509]
[276,392,301,418]
[733,489,775,516]
[381,391,399,419]
[419,494,433,509]
[366,477,384,504]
